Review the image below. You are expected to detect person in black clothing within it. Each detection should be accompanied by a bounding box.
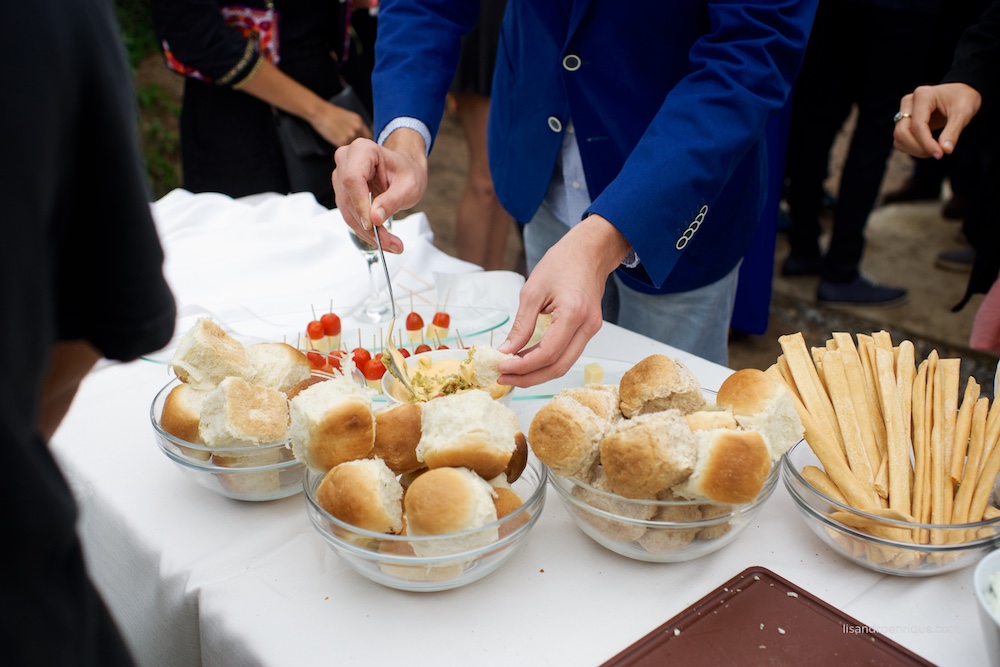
[0,1,177,664]
[152,0,373,208]
[782,0,948,306]
[894,0,1000,354]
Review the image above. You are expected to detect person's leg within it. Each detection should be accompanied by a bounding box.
[820,7,937,299]
[613,263,741,367]
[453,92,514,271]
[782,1,856,275]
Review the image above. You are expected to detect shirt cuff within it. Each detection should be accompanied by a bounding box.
[621,248,640,269]
[378,117,432,156]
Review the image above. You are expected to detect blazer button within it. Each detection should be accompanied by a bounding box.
[562,54,581,71]
[547,116,563,133]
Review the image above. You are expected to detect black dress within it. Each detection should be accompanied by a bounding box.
[152,0,350,208]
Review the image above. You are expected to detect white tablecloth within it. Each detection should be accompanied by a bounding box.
[50,192,990,666]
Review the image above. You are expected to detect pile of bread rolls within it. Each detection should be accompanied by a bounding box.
[158,318,313,495]
[289,346,532,580]
[529,354,804,553]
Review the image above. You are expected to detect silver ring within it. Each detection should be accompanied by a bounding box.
[893,111,912,123]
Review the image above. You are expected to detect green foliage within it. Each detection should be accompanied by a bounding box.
[115,0,182,199]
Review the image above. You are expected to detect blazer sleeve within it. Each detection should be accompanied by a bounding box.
[371,0,481,148]
[587,0,818,289]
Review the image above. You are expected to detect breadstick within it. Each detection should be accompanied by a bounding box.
[949,377,980,485]
[929,354,948,539]
[875,347,911,518]
[785,385,878,511]
[910,360,928,541]
[833,339,881,476]
[980,397,1000,476]
[872,330,894,350]
[802,465,847,505]
[895,340,916,445]
[937,358,961,486]
[951,397,989,525]
[822,353,878,504]
[779,333,844,455]
[856,334,888,460]
[968,429,1000,523]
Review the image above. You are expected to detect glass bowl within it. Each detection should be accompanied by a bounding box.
[304,458,546,591]
[782,440,1000,576]
[150,378,305,501]
[547,461,780,563]
[381,347,514,407]
[974,548,1000,665]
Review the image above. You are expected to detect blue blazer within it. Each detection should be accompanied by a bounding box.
[373,0,818,294]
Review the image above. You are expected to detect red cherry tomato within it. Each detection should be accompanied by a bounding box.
[306,320,324,341]
[320,313,341,336]
[398,348,411,358]
[306,350,328,371]
[436,344,449,350]
[431,312,450,328]
[405,312,424,331]
[352,347,371,369]
[414,344,432,354]
[363,358,387,380]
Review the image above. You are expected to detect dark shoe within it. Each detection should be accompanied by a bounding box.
[935,245,975,272]
[941,193,969,220]
[817,275,909,307]
[781,255,823,277]
[881,180,941,205]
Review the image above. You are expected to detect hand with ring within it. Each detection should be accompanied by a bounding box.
[892,83,982,160]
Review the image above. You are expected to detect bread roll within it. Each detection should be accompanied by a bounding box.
[488,474,529,538]
[199,376,289,447]
[371,403,423,475]
[673,429,771,504]
[247,342,312,393]
[288,373,375,472]
[527,393,608,478]
[404,466,499,556]
[570,465,653,543]
[599,409,697,499]
[559,384,622,422]
[211,448,282,497]
[504,431,529,483]
[716,368,804,459]
[618,354,705,418]
[698,503,734,540]
[160,383,211,460]
[286,374,327,400]
[316,458,404,534]
[170,318,251,390]
[638,489,703,554]
[685,409,738,432]
[416,389,518,480]
[468,345,516,387]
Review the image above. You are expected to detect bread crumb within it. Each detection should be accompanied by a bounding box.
[778,628,786,635]
[759,623,764,630]
[673,628,681,636]
[759,645,766,649]
[787,591,799,597]
[753,575,760,580]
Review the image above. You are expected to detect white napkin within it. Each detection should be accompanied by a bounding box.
[150,189,481,320]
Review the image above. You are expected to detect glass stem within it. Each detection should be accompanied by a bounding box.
[366,255,379,305]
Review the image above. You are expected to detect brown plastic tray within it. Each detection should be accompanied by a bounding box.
[601,566,935,666]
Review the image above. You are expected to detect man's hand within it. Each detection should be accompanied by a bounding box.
[496,215,631,387]
[893,82,982,160]
[331,130,429,253]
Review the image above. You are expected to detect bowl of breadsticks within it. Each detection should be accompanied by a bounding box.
[777,331,1000,576]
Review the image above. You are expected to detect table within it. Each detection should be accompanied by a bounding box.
[50,192,991,666]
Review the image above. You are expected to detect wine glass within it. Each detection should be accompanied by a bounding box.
[350,216,393,324]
